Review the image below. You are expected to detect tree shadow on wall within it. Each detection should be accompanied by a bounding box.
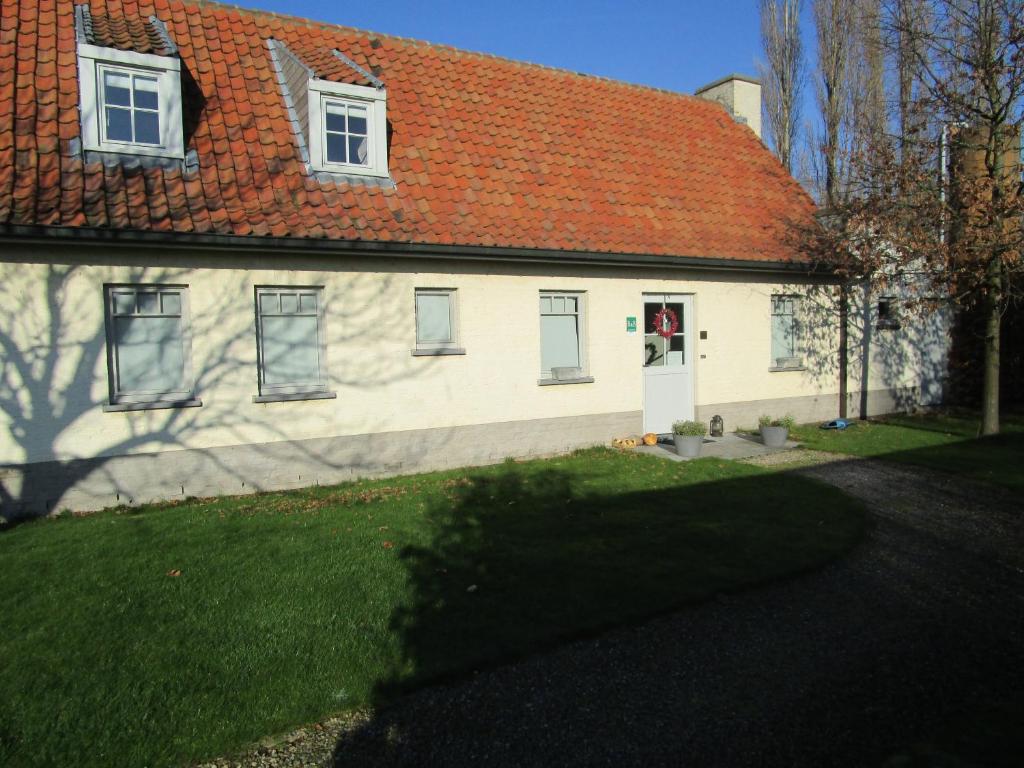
[0,260,448,527]
[789,279,950,420]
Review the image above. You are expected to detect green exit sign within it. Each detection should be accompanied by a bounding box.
[626,316,637,333]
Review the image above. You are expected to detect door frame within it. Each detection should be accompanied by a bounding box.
[641,292,696,434]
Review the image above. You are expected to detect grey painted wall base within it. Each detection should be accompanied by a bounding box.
[695,386,938,432]
[1,411,642,519]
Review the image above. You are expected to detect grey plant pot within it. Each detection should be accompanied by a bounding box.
[673,434,704,457]
[760,425,789,448]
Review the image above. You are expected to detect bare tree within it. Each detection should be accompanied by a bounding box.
[799,0,1024,435]
[852,0,889,154]
[813,0,856,207]
[759,0,805,172]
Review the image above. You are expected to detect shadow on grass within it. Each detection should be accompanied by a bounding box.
[328,456,865,765]
[881,431,1024,491]
[796,413,1024,492]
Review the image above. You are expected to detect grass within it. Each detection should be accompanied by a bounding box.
[790,410,1024,490]
[0,448,864,768]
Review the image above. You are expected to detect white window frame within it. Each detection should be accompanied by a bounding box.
[413,288,464,355]
[538,291,590,383]
[770,294,803,370]
[77,43,183,159]
[307,79,388,177]
[104,284,195,405]
[254,286,331,398]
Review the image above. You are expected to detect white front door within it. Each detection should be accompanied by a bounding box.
[642,294,695,434]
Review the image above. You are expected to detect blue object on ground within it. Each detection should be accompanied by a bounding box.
[821,419,850,430]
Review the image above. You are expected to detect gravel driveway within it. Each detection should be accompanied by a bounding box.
[204,456,1024,768]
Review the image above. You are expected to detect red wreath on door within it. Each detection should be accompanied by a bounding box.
[652,307,679,338]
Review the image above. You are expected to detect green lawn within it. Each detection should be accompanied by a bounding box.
[791,411,1024,490]
[0,448,864,768]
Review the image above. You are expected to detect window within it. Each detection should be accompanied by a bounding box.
[770,295,802,369]
[413,288,464,355]
[77,44,183,158]
[643,297,686,367]
[307,80,388,177]
[254,287,332,400]
[539,292,590,383]
[105,285,196,407]
[324,100,370,166]
[100,67,161,145]
[877,298,901,330]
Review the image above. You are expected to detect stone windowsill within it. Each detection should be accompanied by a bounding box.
[411,347,467,357]
[252,391,338,404]
[768,365,806,373]
[537,376,595,386]
[103,398,203,413]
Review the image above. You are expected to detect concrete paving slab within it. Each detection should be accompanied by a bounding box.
[636,431,800,461]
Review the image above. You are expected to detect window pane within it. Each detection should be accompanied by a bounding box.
[644,301,662,334]
[105,106,133,142]
[103,71,132,105]
[553,296,565,313]
[416,293,452,343]
[160,291,181,315]
[349,135,368,165]
[347,106,368,135]
[280,293,299,314]
[540,314,580,373]
[259,293,278,314]
[324,104,346,133]
[115,315,185,392]
[540,296,552,314]
[326,132,347,163]
[299,293,317,313]
[113,292,135,315]
[137,292,159,314]
[666,334,684,366]
[134,110,160,145]
[262,315,320,386]
[644,335,665,367]
[133,76,159,110]
[771,312,795,362]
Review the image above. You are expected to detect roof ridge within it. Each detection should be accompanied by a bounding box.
[188,0,710,103]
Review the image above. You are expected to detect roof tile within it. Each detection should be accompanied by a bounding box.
[0,0,814,262]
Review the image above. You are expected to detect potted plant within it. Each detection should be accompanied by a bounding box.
[758,414,796,447]
[672,420,707,457]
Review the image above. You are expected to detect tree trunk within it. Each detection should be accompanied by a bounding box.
[839,282,848,418]
[980,257,1002,436]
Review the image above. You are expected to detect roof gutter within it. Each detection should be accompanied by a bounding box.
[0,224,834,276]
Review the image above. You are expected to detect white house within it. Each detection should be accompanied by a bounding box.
[0,0,949,518]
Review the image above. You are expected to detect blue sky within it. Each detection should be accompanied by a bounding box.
[239,0,770,96]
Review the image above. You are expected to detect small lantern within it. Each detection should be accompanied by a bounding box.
[710,415,724,437]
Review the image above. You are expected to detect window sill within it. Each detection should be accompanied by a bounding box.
[411,347,467,357]
[104,398,202,413]
[252,391,338,404]
[768,365,806,373]
[537,376,595,386]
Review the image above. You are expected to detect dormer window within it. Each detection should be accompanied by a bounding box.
[308,80,388,178]
[100,68,161,145]
[77,44,183,159]
[324,100,370,166]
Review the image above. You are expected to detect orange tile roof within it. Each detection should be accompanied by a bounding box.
[0,0,816,262]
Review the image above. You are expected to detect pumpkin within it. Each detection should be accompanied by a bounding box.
[642,432,658,446]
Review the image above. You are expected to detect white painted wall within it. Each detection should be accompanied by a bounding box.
[0,245,948,468]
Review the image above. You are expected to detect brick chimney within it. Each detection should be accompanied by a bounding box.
[695,74,762,139]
